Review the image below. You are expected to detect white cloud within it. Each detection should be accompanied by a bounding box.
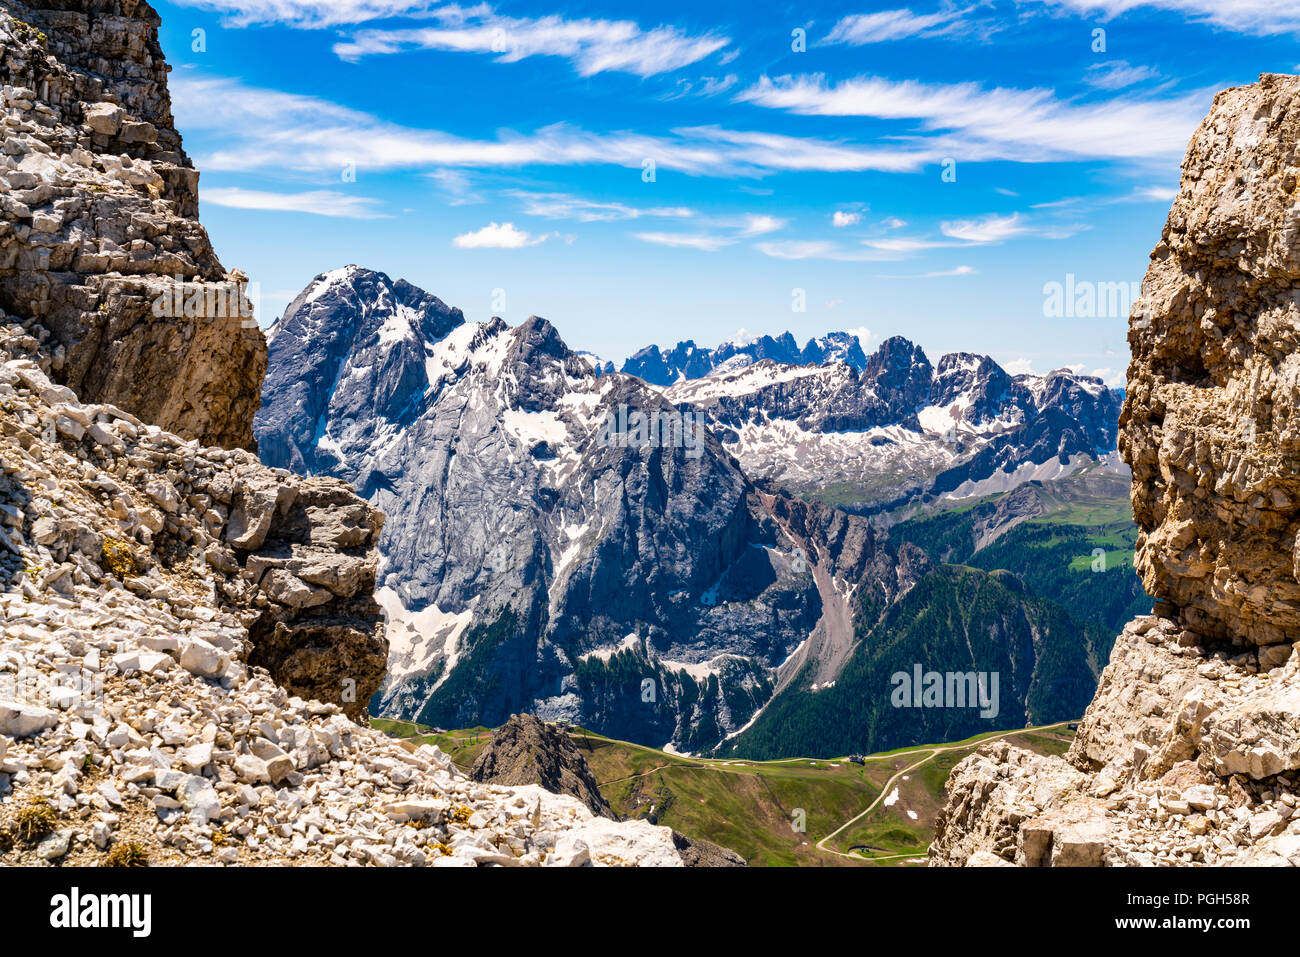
[822,7,978,44]
[202,187,390,218]
[453,221,551,248]
[832,210,862,227]
[429,168,484,205]
[880,216,907,229]
[754,240,899,261]
[1003,358,1035,375]
[825,298,845,309]
[633,232,734,251]
[1090,367,1126,386]
[737,213,787,235]
[663,74,740,100]
[1125,185,1178,202]
[940,213,1027,243]
[333,7,730,77]
[1030,0,1300,37]
[876,265,976,278]
[734,73,1210,163]
[509,191,694,222]
[861,236,961,253]
[1085,60,1160,90]
[171,74,942,178]
[633,213,785,252]
[847,326,872,349]
[167,0,439,27]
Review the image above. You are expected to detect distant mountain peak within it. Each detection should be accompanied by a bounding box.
[621,329,870,386]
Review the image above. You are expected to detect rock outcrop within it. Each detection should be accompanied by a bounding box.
[470,714,611,818]
[468,714,745,865]
[931,74,1300,868]
[0,0,265,449]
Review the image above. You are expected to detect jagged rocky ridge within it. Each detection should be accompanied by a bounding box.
[0,0,688,866]
[257,267,925,754]
[0,0,265,449]
[622,330,868,386]
[931,74,1300,868]
[663,335,1124,514]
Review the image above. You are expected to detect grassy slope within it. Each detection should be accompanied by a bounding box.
[373,717,1075,867]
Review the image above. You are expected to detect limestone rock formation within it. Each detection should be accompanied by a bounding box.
[931,74,1300,868]
[1123,72,1300,647]
[0,0,265,449]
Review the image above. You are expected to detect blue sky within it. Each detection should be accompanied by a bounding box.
[153,0,1300,382]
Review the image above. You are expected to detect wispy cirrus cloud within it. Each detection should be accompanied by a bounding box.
[1026,0,1300,37]
[170,74,943,178]
[202,187,390,218]
[332,5,731,76]
[661,74,740,101]
[734,73,1210,164]
[632,212,787,251]
[508,191,694,222]
[940,212,1028,242]
[876,265,977,278]
[165,0,445,26]
[633,232,735,252]
[821,6,985,45]
[1084,60,1161,89]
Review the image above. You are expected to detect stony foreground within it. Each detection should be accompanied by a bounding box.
[932,615,1300,866]
[0,357,683,866]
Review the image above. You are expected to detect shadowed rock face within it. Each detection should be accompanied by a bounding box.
[1122,73,1300,647]
[0,0,266,449]
[470,714,611,817]
[931,75,1300,869]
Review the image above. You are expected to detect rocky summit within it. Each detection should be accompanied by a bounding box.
[0,0,265,449]
[0,1,692,867]
[470,714,612,818]
[931,74,1300,868]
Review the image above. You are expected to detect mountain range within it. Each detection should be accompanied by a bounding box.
[254,266,1136,756]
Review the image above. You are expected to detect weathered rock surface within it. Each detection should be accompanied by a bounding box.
[0,0,265,449]
[931,74,1300,868]
[1123,73,1300,647]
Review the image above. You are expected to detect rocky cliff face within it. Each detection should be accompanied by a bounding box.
[0,0,265,449]
[931,74,1300,868]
